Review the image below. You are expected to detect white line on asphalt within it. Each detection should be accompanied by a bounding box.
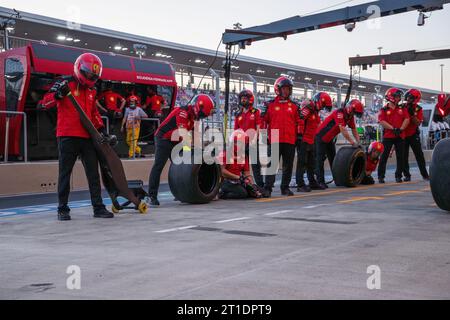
[154,225,198,233]
[302,204,330,209]
[264,210,293,216]
[213,217,251,224]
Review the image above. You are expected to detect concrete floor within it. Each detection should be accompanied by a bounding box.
[1,168,449,300]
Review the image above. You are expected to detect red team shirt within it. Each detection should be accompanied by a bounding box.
[41,79,104,138]
[263,97,301,145]
[155,106,195,141]
[298,102,321,145]
[146,95,165,113]
[378,105,410,139]
[316,109,356,143]
[98,90,124,112]
[234,106,261,142]
[403,105,423,137]
[217,151,250,176]
[366,156,379,174]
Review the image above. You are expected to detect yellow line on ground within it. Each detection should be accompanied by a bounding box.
[256,181,419,203]
[383,190,421,196]
[338,197,385,204]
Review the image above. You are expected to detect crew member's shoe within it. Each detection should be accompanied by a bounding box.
[309,181,322,190]
[403,176,411,182]
[93,206,114,219]
[57,205,71,221]
[262,188,272,198]
[395,177,403,183]
[297,185,312,193]
[281,188,294,196]
[378,178,385,184]
[423,175,430,181]
[317,182,328,190]
[150,196,160,206]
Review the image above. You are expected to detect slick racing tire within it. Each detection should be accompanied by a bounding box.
[332,146,366,187]
[169,162,221,204]
[430,138,450,212]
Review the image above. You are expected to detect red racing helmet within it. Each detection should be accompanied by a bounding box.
[312,92,333,111]
[404,89,422,105]
[345,99,364,118]
[274,76,293,97]
[192,94,215,119]
[368,141,385,158]
[437,94,450,117]
[73,53,103,88]
[238,89,255,107]
[385,88,403,104]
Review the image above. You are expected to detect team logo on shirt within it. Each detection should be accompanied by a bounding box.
[312,115,316,120]
[238,116,243,122]
[398,109,403,114]
[288,103,292,106]
[110,97,115,102]
[387,111,392,116]
[288,107,292,112]
[275,106,280,111]
[250,114,255,120]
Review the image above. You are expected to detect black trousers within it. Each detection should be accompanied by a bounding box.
[264,143,296,191]
[315,137,336,184]
[246,144,264,188]
[377,138,405,180]
[148,137,174,197]
[296,141,317,187]
[220,180,249,199]
[403,134,429,178]
[57,137,104,210]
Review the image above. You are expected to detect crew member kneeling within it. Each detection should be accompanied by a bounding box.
[40,53,114,220]
[148,95,214,206]
[315,99,364,189]
[361,141,384,185]
[218,133,262,200]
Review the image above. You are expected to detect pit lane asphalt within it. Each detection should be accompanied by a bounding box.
[0,167,449,300]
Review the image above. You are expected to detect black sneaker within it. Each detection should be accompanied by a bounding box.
[404,176,411,182]
[262,188,272,198]
[309,182,322,190]
[281,188,294,196]
[378,178,385,184]
[93,206,114,219]
[57,205,71,221]
[150,197,160,206]
[423,176,430,181]
[395,177,403,183]
[297,185,312,193]
[317,182,328,190]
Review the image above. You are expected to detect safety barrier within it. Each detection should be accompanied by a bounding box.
[1,110,28,163]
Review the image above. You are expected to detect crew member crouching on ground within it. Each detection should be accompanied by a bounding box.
[40,53,115,220]
[315,99,364,189]
[296,92,332,192]
[218,131,262,200]
[148,94,215,206]
[361,141,384,185]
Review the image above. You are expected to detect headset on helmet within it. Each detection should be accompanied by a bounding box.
[274,76,294,97]
[238,89,255,107]
[405,89,422,105]
[345,99,364,118]
[385,88,403,105]
[191,94,215,119]
[312,92,333,111]
[73,53,103,88]
[368,141,385,159]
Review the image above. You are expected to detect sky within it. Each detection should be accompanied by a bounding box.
[2,0,450,92]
